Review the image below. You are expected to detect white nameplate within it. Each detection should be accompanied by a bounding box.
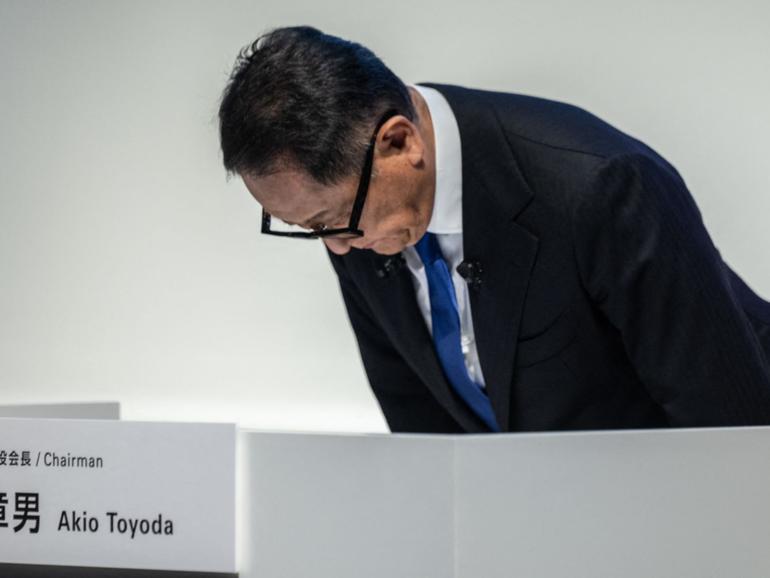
[0,418,235,575]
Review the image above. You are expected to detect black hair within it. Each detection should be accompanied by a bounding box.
[218,26,416,185]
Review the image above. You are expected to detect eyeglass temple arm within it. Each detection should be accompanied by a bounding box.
[348,109,400,229]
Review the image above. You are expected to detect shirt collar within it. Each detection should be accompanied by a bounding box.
[411,84,464,235]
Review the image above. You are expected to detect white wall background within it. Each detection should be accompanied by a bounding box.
[1,0,768,432]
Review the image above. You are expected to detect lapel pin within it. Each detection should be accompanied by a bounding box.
[375,254,406,279]
[457,260,483,289]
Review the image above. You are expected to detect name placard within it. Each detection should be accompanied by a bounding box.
[0,418,236,576]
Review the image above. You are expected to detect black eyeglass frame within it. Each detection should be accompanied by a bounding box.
[260,108,401,239]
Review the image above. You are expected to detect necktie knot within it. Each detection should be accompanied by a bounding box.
[415,231,442,266]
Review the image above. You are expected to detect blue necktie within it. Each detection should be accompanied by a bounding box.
[415,232,500,432]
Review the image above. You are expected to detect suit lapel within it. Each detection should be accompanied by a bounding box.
[362,252,490,433]
[420,83,540,431]
[464,196,538,432]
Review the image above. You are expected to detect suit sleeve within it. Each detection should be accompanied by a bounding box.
[573,152,770,426]
[327,250,465,433]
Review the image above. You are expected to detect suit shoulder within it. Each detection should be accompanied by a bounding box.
[423,82,653,159]
[489,90,649,159]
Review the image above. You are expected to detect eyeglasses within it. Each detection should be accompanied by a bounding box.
[261,109,401,239]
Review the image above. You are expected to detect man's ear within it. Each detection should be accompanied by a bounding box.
[378,117,414,152]
[377,117,424,166]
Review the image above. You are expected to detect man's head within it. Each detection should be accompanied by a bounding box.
[218,26,436,255]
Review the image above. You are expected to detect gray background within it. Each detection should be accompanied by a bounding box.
[1,0,768,432]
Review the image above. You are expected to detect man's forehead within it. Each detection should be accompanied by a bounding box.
[242,169,318,199]
[241,170,335,218]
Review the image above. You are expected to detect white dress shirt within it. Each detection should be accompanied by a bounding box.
[403,84,487,387]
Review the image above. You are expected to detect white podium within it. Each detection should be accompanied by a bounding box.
[239,426,770,578]
[2,412,770,576]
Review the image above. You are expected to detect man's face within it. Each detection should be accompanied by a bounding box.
[240,112,435,256]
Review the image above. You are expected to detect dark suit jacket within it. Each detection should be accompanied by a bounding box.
[327,83,770,434]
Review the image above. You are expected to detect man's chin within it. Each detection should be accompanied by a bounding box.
[372,242,405,256]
